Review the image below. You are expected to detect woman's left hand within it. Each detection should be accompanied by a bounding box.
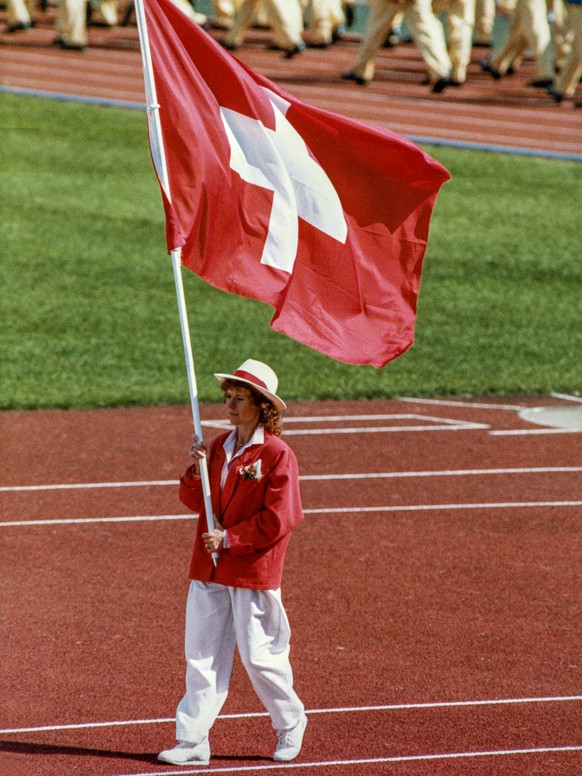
[202,528,224,553]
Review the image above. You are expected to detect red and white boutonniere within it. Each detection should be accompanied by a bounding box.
[239,459,263,481]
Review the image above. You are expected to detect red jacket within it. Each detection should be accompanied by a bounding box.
[179,430,304,589]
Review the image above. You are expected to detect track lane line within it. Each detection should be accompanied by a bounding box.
[3,500,582,527]
[3,695,581,734]
[103,746,582,775]
[3,466,582,493]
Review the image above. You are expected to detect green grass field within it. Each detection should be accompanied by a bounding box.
[1,93,581,409]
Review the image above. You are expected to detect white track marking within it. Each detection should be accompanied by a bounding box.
[5,466,581,493]
[305,501,582,515]
[551,393,582,404]
[2,500,582,527]
[2,695,580,734]
[491,428,582,436]
[204,413,484,425]
[203,414,490,435]
[116,747,582,775]
[0,480,180,492]
[398,397,526,410]
[116,748,582,775]
[301,466,582,481]
[0,514,196,527]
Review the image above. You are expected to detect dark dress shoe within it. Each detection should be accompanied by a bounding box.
[54,37,86,51]
[480,60,501,79]
[529,78,553,88]
[547,84,563,103]
[284,43,305,59]
[219,39,238,51]
[341,71,368,86]
[6,21,33,32]
[432,77,450,93]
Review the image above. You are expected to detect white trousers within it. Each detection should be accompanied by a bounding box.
[176,581,304,743]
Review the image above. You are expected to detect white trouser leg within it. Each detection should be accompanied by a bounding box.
[176,581,236,743]
[175,583,304,742]
[232,587,304,731]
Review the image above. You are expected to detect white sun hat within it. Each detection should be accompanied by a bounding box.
[214,359,287,411]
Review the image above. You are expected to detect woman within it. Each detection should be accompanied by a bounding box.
[158,359,307,766]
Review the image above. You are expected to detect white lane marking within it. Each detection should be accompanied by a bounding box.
[0,514,196,527]
[398,397,526,410]
[2,466,581,493]
[301,466,582,481]
[2,695,580,733]
[2,500,581,527]
[0,480,180,492]
[115,748,582,775]
[305,501,582,514]
[203,413,485,426]
[491,428,582,436]
[551,393,582,404]
[202,413,490,435]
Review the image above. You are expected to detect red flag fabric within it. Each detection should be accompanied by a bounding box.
[143,0,450,368]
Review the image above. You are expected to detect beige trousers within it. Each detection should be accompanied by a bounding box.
[308,0,345,43]
[474,0,495,43]
[555,3,582,96]
[225,0,304,49]
[350,0,451,83]
[434,0,476,81]
[57,0,87,45]
[549,0,575,69]
[489,0,554,79]
[6,0,35,26]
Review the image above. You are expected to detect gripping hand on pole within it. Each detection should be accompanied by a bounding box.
[189,436,222,565]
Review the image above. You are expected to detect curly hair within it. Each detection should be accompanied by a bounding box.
[220,379,282,436]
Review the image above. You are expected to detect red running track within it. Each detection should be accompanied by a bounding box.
[1,396,581,775]
[0,9,581,158]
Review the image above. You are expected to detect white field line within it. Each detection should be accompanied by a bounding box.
[0,514,196,527]
[203,414,490,435]
[551,393,582,404]
[2,500,582,527]
[301,466,582,481]
[305,502,582,514]
[116,747,582,775]
[204,413,485,426]
[491,428,582,436]
[3,466,581,493]
[398,397,527,410]
[285,423,489,435]
[116,748,582,776]
[2,695,580,734]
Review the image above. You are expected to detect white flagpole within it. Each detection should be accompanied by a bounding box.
[134,0,219,565]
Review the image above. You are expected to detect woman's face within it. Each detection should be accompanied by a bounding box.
[223,386,261,430]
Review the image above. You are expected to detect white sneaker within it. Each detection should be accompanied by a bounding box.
[273,713,307,762]
[157,739,210,765]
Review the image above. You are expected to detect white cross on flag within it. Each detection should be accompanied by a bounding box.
[143,0,450,367]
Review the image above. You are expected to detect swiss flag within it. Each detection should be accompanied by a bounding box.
[143,0,450,367]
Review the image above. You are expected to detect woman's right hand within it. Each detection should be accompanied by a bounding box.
[189,435,208,461]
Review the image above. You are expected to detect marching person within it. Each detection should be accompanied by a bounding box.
[433,0,477,85]
[158,359,307,767]
[480,0,555,86]
[548,0,582,103]
[5,0,36,32]
[306,0,346,47]
[221,0,306,57]
[473,0,495,45]
[342,0,452,92]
